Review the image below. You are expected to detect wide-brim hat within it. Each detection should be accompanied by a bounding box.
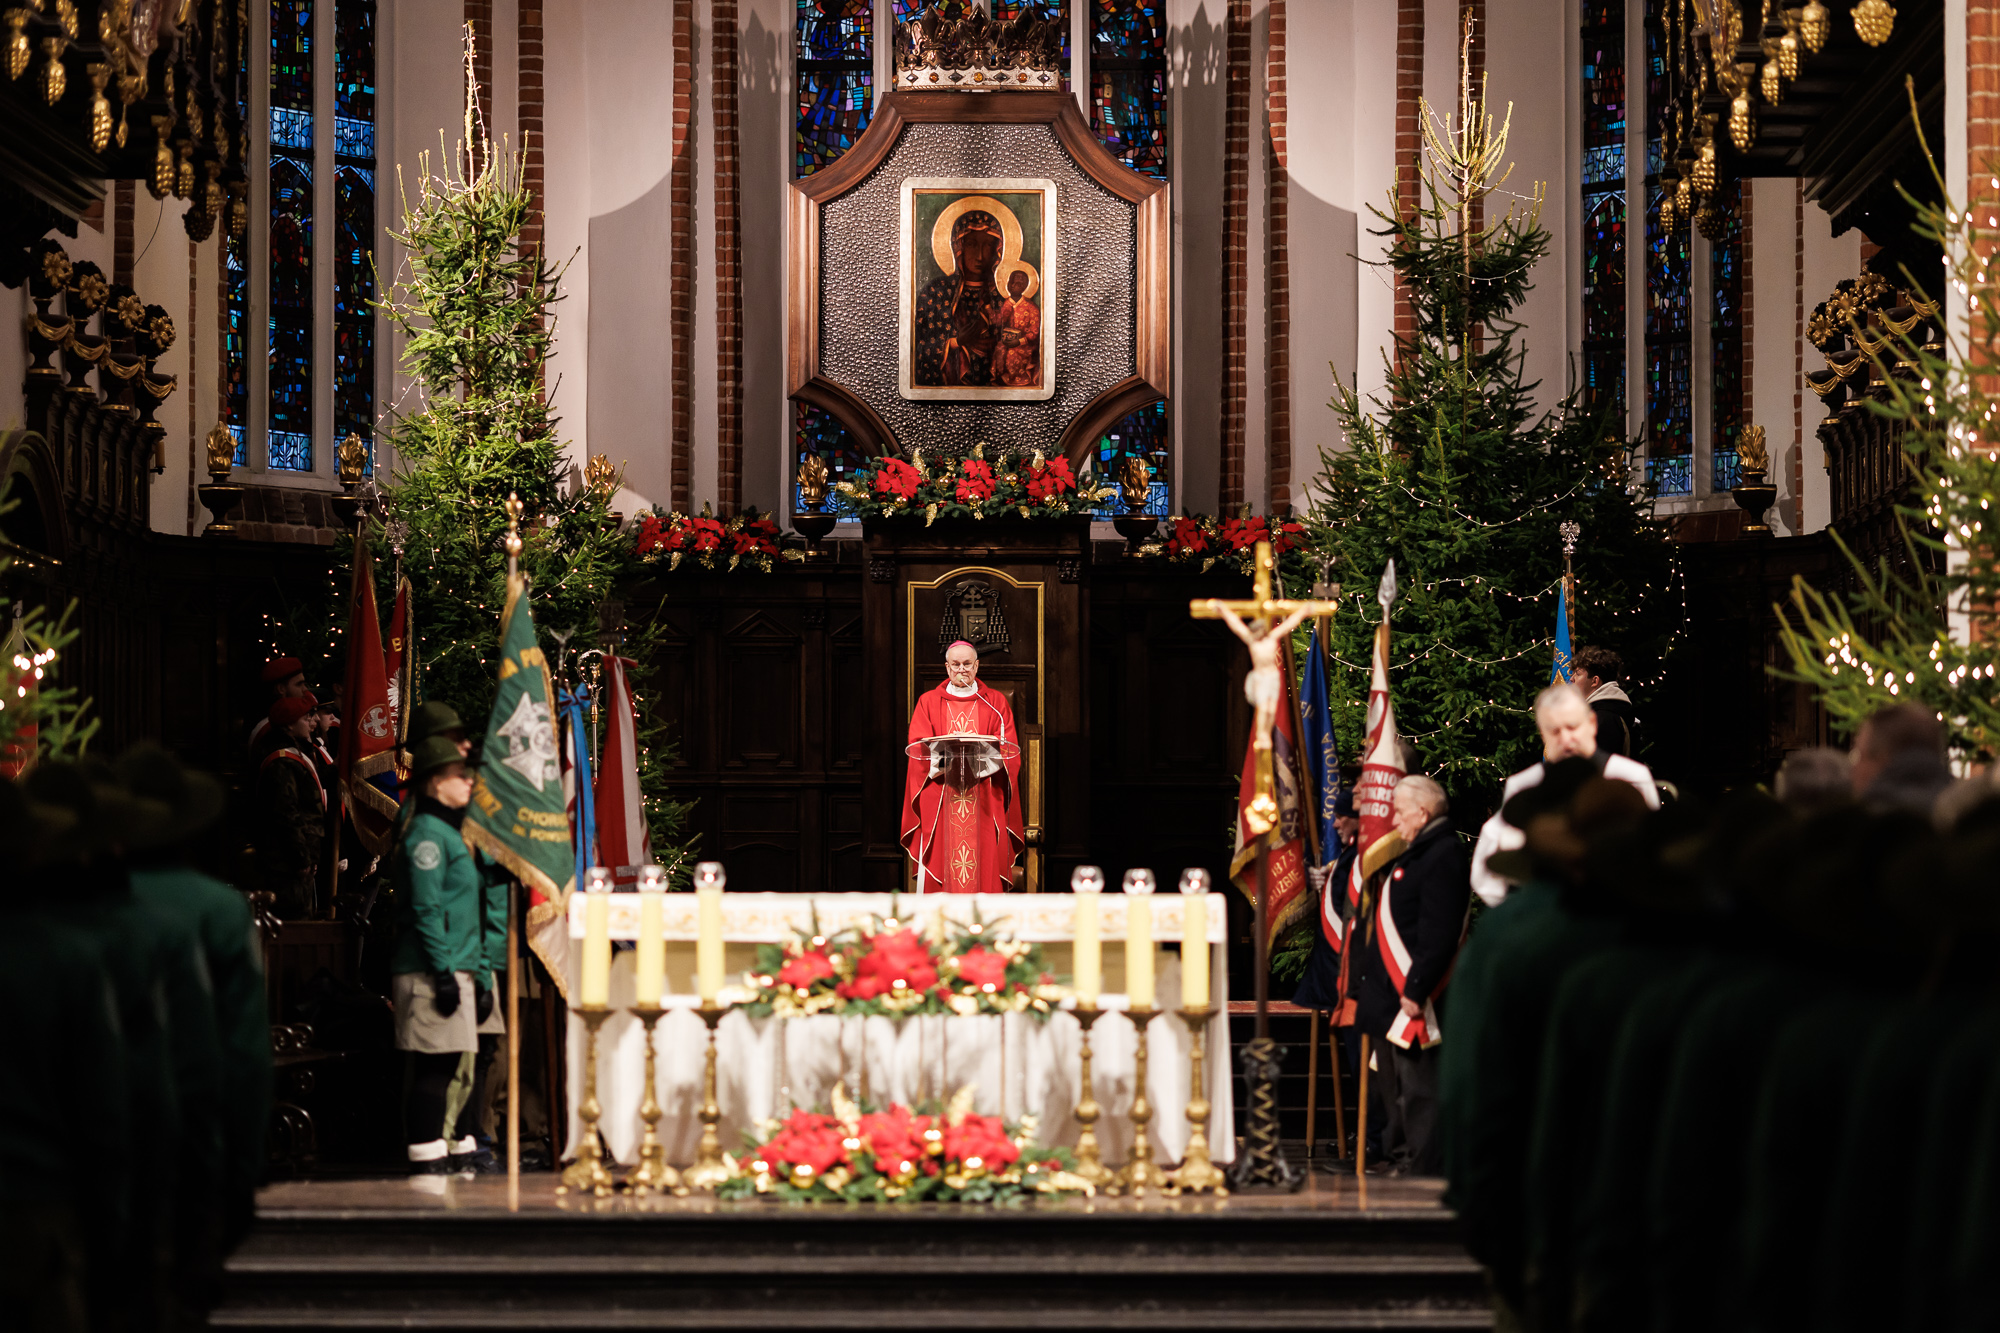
[23,761,172,861]
[407,701,467,746]
[407,734,468,783]
[114,743,227,849]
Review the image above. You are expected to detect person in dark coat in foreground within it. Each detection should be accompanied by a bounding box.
[1350,773,1471,1177]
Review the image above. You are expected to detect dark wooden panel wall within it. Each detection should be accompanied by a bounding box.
[643,540,1251,896]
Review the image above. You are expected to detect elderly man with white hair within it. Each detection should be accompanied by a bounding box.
[1470,682,1659,906]
[1349,772,1472,1176]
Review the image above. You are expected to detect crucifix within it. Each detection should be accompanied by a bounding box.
[1190,540,1341,1191]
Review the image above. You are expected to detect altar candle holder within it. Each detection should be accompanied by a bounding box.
[1117,1006,1168,1197]
[557,1004,617,1197]
[1167,1004,1228,1196]
[681,1003,732,1192]
[1068,1004,1116,1190]
[626,1004,681,1195]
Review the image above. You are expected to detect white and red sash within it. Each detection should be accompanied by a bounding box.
[1374,847,1467,1050]
[262,744,326,808]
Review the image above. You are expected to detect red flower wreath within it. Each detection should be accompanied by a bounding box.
[873,459,923,502]
[955,459,996,504]
[1024,456,1075,502]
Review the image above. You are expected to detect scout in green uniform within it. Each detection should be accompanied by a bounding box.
[0,779,128,1333]
[117,744,273,1261]
[389,736,506,1173]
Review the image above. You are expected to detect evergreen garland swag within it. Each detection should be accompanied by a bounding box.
[1304,42,1675,795]
[329,61,691,865]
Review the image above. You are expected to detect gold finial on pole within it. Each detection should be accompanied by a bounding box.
[503,491,525,582]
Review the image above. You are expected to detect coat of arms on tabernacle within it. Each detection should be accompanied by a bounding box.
[938,580,1011,655]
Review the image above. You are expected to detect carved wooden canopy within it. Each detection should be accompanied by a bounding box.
[787,90,1170,468]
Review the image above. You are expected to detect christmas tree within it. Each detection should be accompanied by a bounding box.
[362,35,690,862]
[1305,29,1675,794]
[1776,129,1999,757]
[0,508,95,767]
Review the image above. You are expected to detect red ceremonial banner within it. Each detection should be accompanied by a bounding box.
[1230,650,1309,951]
[337,537,399,855]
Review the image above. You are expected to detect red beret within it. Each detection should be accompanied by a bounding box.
[268,696,314,729]
[262,656,304,684]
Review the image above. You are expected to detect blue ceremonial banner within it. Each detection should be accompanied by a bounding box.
[558,683,597,894]
[1300,621,1344,865]
[1551,579,1573,685]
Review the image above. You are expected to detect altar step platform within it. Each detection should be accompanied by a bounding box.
[213,1173,1492,1332]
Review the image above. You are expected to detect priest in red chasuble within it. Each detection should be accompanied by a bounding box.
[901,641,1024,893]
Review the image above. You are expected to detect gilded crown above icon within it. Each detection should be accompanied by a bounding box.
[893,6,1067,91]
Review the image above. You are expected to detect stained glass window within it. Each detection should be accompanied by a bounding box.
[334,0,376,472]
[225,228,249,466]
[1709,189,1743,492]
[1090,402,1170,518]
[1642,2,1691,496]
[268,0,314,471]
[1580,2,1625,418]
[992,0,1071,83]
[1090,1,1166,180]
[794,1,875,510]
[796,0,873,178]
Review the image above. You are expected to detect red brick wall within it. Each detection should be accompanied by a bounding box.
[1973,1,2000,401]
[1794,179,1805,532]
[670,0,695,509]
[1266,0,1290,513]
[1393,0,1425,361]
[465,0,494,174]
[1220,0,1251,511]
[713,0,742,513]
[519,3,545,260]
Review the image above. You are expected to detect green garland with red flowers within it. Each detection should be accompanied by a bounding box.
[735,906,1066,1021]
[1136,509,1316,584]
[631,504,805,573]
[833,444,1115,524]
[718,1085,1092,1202]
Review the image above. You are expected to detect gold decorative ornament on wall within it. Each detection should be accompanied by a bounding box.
[1798,0,1829,51]
[1852,0,1894,45]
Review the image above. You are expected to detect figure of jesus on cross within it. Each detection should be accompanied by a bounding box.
[1191,542,1342,836]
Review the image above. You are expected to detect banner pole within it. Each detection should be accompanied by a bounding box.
[507,880,521,1211]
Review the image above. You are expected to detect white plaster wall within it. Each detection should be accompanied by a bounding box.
[1281,0,1385,507]
[0,274,25,438]
[543,0,593,488]
[1170,0,1228,516]
[741,0,790,519]
[384,0,476,466]
[1799,200,1861,534]
[129,193,195,534]
[1485,0,1573,417]
[1749,178,1801,538]
[691,2,719,511]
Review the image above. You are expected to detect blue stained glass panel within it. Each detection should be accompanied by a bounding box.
[1710,191,1743,492]
[795,67,874,176]
[271,107,313,150]
[272,0,312,112]
[269,430,314,472]
[1091,67,1167,178]
[794,404,868,517]
[335,0,376,466]
[1579,3,1624,417]
[798,0,871,60]
[1090,400,1171,519]
[269,152,313,452]
[225,234,249,465]
[1092,0,1163,58]
[1647,453,1691,496]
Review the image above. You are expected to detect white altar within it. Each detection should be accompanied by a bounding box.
[563,892,1234,1166]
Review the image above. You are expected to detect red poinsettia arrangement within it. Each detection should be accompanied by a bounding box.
[739,907,1065,1021]
[719,1085,1086,1202]
[633,505,804,573]
[1146,508,1311,579]
[833,445,1112,524]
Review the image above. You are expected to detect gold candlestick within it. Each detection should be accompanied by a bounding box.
[680,1004,731,1192]
[1117,1006,1168,1197]
[627,1005,681,1195]
[557,1005,616,1197]
[1069,1005,1115,1190]
[1167,1005,1228,1195]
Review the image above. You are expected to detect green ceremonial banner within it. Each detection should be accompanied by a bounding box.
[463,573,575,917]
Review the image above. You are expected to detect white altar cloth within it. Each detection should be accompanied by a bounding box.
[564,893,1234,1167]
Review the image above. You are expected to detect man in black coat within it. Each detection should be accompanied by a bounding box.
[1352,773,1471,1176]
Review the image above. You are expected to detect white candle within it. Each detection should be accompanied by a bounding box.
[1071,866,1103,1006]
[694,862,726,1004]
[579,867,613,1008]
[1178,869,1211,1009]
[1123,869,1155,1010]
[634,865,665,1007]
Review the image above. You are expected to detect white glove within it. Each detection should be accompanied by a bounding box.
[1307,863,1333,895]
